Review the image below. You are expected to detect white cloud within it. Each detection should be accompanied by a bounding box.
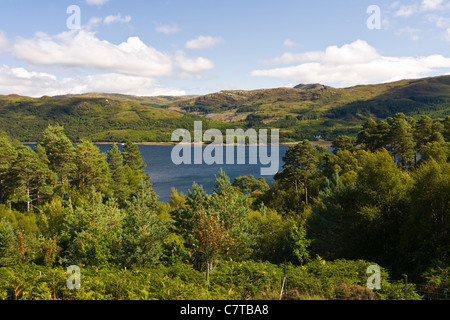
[0,31,9,53]
[104,14,132,25]
[0,65,186,97]
[251,40,450,87]
[156,24,180,35]
[422,0,445,10]
[174,51,215,73]
[185,36,223,50]
[396,27,422,40]
[86,0,110,5]
[283,39,295,47]
[12,30,173,77]
[395,5,418,17]
[395,0,450,17]
[264,51,324,65]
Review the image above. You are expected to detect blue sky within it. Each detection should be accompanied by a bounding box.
[1,0,450,96]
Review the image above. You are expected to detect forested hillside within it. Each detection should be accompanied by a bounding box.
[1,75,450,143]
[0,115,448,300]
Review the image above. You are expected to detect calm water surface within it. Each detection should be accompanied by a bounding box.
[96,144,290,202]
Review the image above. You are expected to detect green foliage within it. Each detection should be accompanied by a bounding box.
[232,175,269,198]
[107,144,132,204]
[0,122,448,300]
[74,139,112,197]
[61,193,124,266]
[122,180,169,268]
[2,75,450,144]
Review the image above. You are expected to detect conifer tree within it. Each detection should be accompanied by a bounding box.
[40,125,76,185]
[75,139,112,197]
[0,131,17,204]
[107,144,131,205]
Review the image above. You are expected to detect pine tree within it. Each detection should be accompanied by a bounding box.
[123,180,167,267]
[357,119,378,152]
[40,125,76,199]
[75,139,112,197]
[7,146,53,212]
[331,135,356,153]
[107,144,131,204]
[121,140,150,194]
[414,116,433,150]
[0,131,17,204]
[389,113,415,168]
[276,140,319,206]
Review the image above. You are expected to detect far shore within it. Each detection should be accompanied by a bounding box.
[23,141,332,147]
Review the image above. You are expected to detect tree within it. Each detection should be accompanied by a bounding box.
[275,140,320,207]
[6,146,55,212]
[354,149,412,265]
[357,119,390,152]
[209,170,256,261]
[122,180,168,267]
[192,210,229,285]
[122,141,148,175]
[107,144,131,205]
[420,141,447,164]
[357,119,378,152]
[288,220,311,265]
[307,171,359,260]
[414,116,433,150]
[388,113,415,168]
[0,218,16,266]
[0,131,17,204]
[400,159,450,273]
[232,175,269,197]
[75,139,112,198]
[121,141,150,195]
[444,116,450,141]
[63,192,124,266]
[40,125,76,198]
[331,135,356,153]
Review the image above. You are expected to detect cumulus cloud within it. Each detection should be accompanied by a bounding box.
[422,0,446,10]
[155,24,180,35]
[251,40,450,87]
[104,14,132,25]
[3,30,217,96]
[185,36,223,50]
[174,51,215,73]
[395,0,450,17]
[0,65,186,97]
[12,30,173,77]
[12,30,217,79]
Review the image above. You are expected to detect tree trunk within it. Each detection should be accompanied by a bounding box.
[206,257,210,290]
[26,183,30,213]
[304,184,308,206]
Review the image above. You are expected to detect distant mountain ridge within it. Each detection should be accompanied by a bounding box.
[1,75,449,142]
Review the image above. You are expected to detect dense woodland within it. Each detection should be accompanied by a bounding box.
[0,112,449,300]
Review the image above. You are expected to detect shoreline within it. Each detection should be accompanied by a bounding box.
[23,141,332,147]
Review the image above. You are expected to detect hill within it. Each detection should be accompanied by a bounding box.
[0,94,226,142]
[0,75,449,143]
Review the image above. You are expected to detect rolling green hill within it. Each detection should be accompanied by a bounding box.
[0,94,225,142]
[0,75,449,143]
